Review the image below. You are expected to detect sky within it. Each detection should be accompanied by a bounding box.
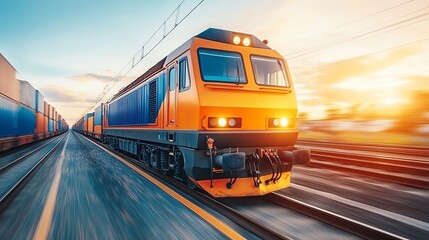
[1,0,428,125]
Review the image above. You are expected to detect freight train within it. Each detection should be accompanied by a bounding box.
[73,28,311,197]
[0,53,69,152]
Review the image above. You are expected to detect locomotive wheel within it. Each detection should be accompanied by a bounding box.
[150,149,160,169]
[138,147,150,167]
[172,150,196,189]
[160,150,170,175]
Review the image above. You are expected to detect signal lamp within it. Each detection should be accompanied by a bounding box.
[273,119,280,127]
[209,118,218,127]
[243,37,251,46]
[233,36,241,45]
[228,118,236,127]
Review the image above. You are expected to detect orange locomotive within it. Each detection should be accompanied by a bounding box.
[77,28,311,197]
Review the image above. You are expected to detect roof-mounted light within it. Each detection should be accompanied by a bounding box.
[233,36,241,45]
[233,35,251,46]
[243,37,251,46]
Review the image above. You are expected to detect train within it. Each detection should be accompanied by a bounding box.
[73,28,311,197]
[0,53,69,152]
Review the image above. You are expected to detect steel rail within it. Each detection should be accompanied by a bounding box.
[308,159,429,189]
[310,150,429,175]
[0,137,59,173]
[0,133,67,212]
[298,140,429,157]
[264,192,407,240]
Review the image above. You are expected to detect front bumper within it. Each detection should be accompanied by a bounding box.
[192,172,291,198]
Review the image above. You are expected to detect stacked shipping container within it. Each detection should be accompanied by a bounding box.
[0,53,69,152]
[94,103,103,139]
[35,90,45,135]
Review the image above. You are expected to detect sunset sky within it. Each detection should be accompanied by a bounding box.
[1,0,428,124]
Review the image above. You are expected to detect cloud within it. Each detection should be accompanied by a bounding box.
[40,85,93,103]
[314,46,422,85]
[405,75,429,90]
[67,73,112,83]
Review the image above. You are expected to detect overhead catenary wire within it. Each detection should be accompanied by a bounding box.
[284,0,415,49]
[79,0,205,119]
[287,6,429,61]
[290,36,429,73]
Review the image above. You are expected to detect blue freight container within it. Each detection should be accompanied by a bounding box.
[94,104,103,126]
[0,95,18,138]
[0,95,35,138]
[18,104,36,135]
[35,90,44,113]
[48,119,54,133]
[18,80,36,110]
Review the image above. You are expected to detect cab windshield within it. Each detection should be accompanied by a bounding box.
[251,56,289,87]
[198,49,246,84]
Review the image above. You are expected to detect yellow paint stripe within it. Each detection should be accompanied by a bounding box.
[84,137,245,240]
[33,133,69,240]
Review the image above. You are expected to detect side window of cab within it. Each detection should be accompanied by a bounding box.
[179,58,190,91]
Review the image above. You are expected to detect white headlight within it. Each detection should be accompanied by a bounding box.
[280,118,288,127]
[233,36,241,45]
[218,118,227,127]
[243,37,251,46]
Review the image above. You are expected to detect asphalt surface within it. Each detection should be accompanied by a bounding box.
[0,131,243,239]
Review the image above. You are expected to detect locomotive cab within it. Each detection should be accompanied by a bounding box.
[178,28,311,197]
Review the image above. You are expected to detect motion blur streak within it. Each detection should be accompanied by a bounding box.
[83,137,245,240]
[293,183,429,232]
[33,133,69,240]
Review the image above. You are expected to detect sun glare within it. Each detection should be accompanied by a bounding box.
[380,97,404,106]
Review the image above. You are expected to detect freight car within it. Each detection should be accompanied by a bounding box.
[75,28,311,197]
[0,53,69,152]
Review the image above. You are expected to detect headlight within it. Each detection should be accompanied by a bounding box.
[280,118,288,127]
[268,118,293,128]
[233,36,241,45]
[218,118,227,127]
[243,37,251,46]
[208,117,242,128]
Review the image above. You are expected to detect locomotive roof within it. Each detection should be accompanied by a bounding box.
[195,28,271,49]
[110,57,166,102]
[109,28,269,102]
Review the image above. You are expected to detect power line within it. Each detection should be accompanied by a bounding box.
[290,36,429,73]
[326,36,429,67]
[79,0,205,118]
[288,7,429,61]
[285,0,415,48]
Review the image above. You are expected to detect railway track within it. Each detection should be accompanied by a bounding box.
[88,137,287,240]
[0,134,66,212]
[297,140,429,189]
[88,135,414,239]
[264,192,404,239]
[263,192,407,240]
[0,137,58,172]
[298,140,429,158]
